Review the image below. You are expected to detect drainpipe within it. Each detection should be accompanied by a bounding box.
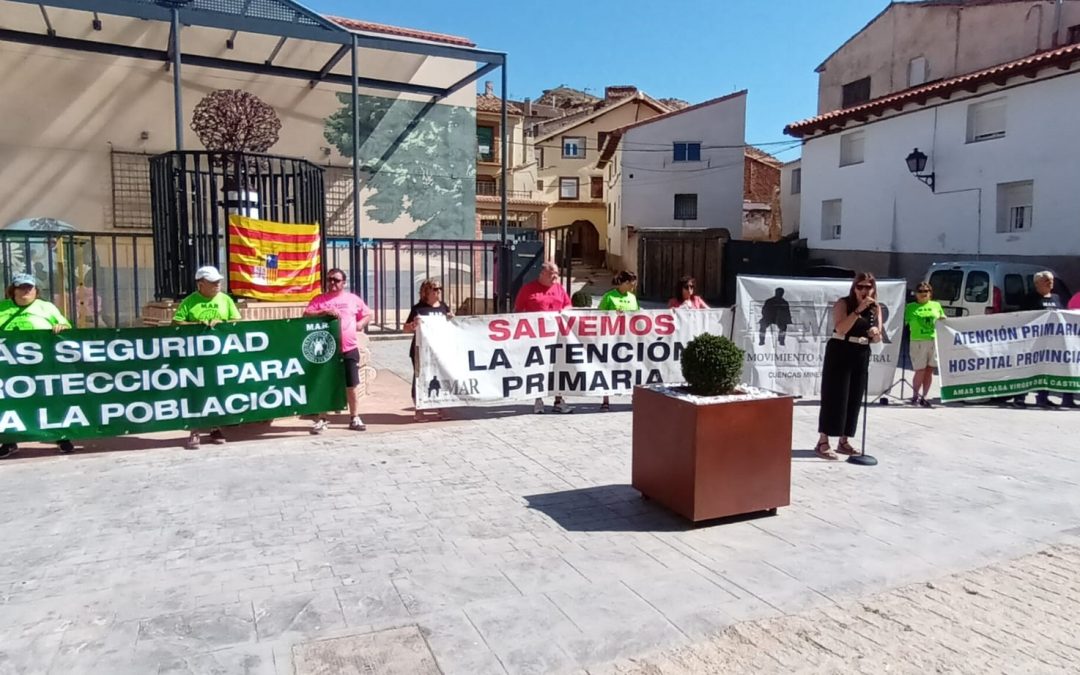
[1054,0,1064,47]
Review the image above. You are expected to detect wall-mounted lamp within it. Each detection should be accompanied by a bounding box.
[139,131,150,141]
[905,148,935,192]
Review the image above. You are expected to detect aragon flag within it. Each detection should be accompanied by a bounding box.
[227,215,321,301]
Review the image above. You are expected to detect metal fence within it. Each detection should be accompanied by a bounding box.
[0,232,523,333]
[0,231,155,328]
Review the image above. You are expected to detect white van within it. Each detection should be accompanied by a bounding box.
[922,261,1072,317]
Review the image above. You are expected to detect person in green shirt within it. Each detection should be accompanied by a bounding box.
[1,273,74,458]
[904,281,946,408]
[597,271,640,411]
[172,266,241,449]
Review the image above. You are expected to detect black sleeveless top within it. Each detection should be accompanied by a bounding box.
[840,297,877,339]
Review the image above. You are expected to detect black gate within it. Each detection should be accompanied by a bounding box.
[150,151,326,300]
[721,239,806,306]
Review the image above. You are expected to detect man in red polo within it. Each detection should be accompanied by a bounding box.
[514,260,573,413]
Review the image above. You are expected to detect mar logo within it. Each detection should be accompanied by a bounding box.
[302,331,337,364]
[427,375,480,398]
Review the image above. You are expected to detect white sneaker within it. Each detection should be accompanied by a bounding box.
[533,398,545,414]
[185,432,200,450]
[349,416,366,431]
[552,402,574,414]
[310,419,328,435]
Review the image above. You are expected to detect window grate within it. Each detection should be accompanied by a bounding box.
[110,150,153,230]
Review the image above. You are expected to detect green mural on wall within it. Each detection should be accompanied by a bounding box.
[324,93,476,240]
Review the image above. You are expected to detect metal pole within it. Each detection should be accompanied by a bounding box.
[499,59,508,245]
[171,8,183,150]
[351,34,361,244]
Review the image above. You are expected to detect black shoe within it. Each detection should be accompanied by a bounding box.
[1036,399,1060,409]
[208,429,227,444]
[919,397,933,408]
[0,443,18,459]
[57,440,75,454]
[1011,399,1027,408]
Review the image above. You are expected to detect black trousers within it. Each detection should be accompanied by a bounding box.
[818,339,870,437]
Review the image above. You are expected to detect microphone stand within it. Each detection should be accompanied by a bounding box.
[849,310,879,466]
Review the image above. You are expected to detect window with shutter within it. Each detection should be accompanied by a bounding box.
[967,99,1006,143]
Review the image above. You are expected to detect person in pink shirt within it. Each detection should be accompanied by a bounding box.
[667,275,709,309]
[303,268,372,432]
[1069,291,1080,310]
[514,261,573,413]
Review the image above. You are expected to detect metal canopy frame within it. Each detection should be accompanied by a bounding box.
[2,0,512,253]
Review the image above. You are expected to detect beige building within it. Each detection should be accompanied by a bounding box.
[533,87,669,264]
[474,83,547,238]
[817,0,1080,114]
[0,1,479,240]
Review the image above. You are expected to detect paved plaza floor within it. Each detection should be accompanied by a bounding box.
[1,337,1079,674]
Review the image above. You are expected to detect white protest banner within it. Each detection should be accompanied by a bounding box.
[732,275,905,398]
[415,309,734,408]
[936,309,1080,401]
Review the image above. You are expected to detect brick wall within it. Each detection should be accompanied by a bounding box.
[744,155,781,204]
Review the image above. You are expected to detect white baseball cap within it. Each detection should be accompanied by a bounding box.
[194,266,223,283]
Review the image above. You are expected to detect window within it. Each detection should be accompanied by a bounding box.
[597,131,609,152]
[477,125,495,162]
[821,199,842,240]
[476,177,496,196]
[537,179,544,191]
[839,131,865,166]
[562,136,585,158]
[538,146,544,168]
[674,193,698,220]
[590,176,603,199]
[1003,274,1026,306]
[673,142,702,162]
[930,270,963,302]
[967,99,1006,143]
[964,271,990,303]
[791,167,802,195]
[1068,24,1080,44]
[997,180,1033,232]
[841,77,871,108]
[559,177,579,200]
[908,57,928,87]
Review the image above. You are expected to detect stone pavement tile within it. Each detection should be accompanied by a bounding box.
[155,642,279,675]
[544,580,687,666]
[43,619,140,675]
[464,594,582,675]
[136,602,257,653]
[0,622,65,675]
[496,556,590,594]
[558,545,670,584]
[334,575,411,627]
[620,569,739,639]
[253,591,346,642]
[414,610,508,675]
[711,558,835,615]
[391,567,521,616]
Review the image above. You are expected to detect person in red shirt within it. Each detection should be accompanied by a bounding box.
[514,261,573,413]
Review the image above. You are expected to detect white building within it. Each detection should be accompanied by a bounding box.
[785,43,1080,287]
[597,91,747,270]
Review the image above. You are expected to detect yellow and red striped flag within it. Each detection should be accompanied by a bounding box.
[227,215,321,301]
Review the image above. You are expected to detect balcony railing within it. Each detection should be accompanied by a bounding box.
[476,181,534,200]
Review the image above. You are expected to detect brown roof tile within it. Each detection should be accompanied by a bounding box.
[476,94,523,115]
[787,43,1080,138]
[327,16,475,47]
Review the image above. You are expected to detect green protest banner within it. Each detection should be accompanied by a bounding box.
[0,319,346,441]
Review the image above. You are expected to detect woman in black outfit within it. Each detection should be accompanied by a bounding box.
[815,272,883,460]
[404,278,452,421]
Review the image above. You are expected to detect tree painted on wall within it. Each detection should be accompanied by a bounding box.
[191,89,282,152]
[323,93,476,239]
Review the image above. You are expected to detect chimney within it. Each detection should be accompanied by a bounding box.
[604,85,638,101]
[484,81,494,97]
[524,97,532,117]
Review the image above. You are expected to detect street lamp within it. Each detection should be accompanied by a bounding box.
[905,148,935,192]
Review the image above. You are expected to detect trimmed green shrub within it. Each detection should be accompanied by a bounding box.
[680,333,745,396]
[571,290,592,308]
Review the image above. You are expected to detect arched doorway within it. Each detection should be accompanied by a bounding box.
[569,220,601,265]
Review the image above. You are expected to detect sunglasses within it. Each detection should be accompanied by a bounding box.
[682,284,695,289]
[328,277,345,283]
[856,284,874,291]
[916,289,931,294]
[430,286,443,292]
[15,284,34,290]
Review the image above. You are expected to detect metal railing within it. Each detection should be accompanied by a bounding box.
[475,180,534,200]
[0,231,155,328]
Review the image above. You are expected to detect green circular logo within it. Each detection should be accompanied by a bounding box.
[302,331,336,364]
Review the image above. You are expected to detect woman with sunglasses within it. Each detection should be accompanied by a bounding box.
[904,282,946,407]
[0,273,74,458]
[667,276,709,309]
[816,272,883,460]
[404,279,453,421]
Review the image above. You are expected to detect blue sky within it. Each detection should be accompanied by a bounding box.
[312,0,889,162]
